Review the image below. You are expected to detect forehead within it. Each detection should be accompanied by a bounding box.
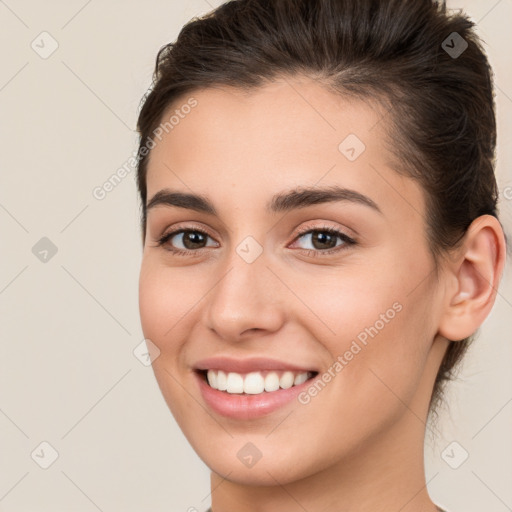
[148,77,388,168]
[145,77,423,220]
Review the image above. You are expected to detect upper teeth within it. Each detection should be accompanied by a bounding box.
[206,370,312,394]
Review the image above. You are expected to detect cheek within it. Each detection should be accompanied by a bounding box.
[138,261,200,417]
[290,260,434,413]
[138,264,169,344]
[138,260,200,347]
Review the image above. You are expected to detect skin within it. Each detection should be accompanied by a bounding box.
[138,76,506,512]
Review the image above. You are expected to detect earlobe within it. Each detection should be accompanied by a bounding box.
[438,215,507,342]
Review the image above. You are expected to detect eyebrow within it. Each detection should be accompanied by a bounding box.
[146,185,382,216]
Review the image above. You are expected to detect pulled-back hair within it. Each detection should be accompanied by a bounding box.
[136,0,503,419]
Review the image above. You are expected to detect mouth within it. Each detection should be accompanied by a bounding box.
[196,369,319,395]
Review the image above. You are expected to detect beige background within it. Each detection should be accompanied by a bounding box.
[0,1,510,511]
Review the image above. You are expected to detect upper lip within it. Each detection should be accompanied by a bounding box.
[193,356,318,374]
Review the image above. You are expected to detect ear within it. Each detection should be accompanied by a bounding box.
[438,215,507,341]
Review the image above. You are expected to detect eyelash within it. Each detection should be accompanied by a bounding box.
[155,225,357,258]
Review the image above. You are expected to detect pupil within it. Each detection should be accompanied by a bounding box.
[184,232,206,249]
[313,232,335,250]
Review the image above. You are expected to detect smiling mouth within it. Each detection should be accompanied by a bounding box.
[196,369,319,395]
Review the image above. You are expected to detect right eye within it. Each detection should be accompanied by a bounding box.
[155,228,219,255]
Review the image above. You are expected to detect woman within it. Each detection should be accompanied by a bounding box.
[135,0,507,510]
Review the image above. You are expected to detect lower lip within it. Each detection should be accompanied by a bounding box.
[195,371,316,420]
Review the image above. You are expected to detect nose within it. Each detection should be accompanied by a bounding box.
[203,249,286,342]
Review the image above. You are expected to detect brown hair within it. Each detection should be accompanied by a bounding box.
[135,0,504,419]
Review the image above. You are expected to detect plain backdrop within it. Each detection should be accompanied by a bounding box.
[0,1,511,511]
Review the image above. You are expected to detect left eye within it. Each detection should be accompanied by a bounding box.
[293,228,355,251]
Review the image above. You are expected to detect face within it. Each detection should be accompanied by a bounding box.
[138,77,447,485]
